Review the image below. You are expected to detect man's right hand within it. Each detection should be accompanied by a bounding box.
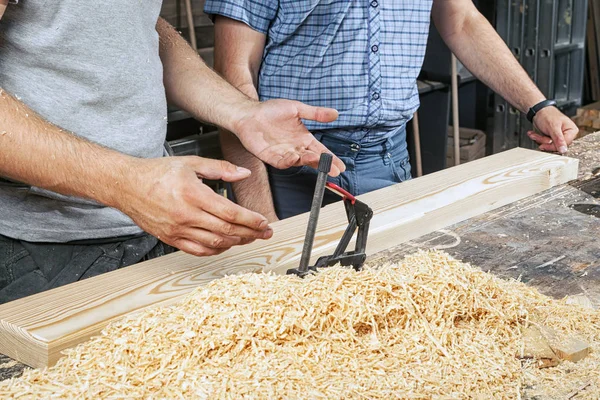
[232,99,346,176]
[118,156,273,257]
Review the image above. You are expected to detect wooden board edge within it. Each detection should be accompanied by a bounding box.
[0,320,48,369]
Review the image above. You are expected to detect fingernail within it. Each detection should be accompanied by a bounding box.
[559,146,568,154]
[258,220,269,230]
[236,166,251,174]
[262,228,273,238]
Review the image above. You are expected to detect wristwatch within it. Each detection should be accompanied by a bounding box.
[526,99,557,123]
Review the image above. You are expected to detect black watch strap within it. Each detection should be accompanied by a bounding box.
[526,99,557,123]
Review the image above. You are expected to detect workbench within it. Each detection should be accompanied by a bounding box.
[1,133,599,385]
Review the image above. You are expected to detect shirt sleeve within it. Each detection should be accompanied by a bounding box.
[204,0,278,35]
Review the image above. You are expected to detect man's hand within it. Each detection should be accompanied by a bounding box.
[158,19,344,176]
[232,99,346,176]
[527,106,579,154]
[118,157,273,257]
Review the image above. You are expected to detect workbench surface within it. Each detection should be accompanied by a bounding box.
[1,133,599,384]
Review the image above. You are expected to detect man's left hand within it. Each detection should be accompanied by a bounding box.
[232,99,346,176]
[527,106,579,154]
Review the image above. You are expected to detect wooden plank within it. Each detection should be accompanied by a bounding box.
[0,148,578,369]
[587,0,600,101]
[593,0,600,100]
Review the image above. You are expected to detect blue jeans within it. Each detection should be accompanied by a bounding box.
[268,128,411,219]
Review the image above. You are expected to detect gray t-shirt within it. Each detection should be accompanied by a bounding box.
[0,1,168,242]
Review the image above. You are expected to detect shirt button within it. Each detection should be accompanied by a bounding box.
[372,92,380,100]
[371,45,379,53]
[371,0,378,7]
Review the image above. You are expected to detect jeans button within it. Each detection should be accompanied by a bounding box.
[350,143,360,152]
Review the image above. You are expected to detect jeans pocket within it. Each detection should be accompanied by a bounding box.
[0,235,19,289]
[391,157,412,183]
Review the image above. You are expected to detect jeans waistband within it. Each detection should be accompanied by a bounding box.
[312,123,406,144]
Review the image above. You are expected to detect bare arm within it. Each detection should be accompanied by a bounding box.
[156,18,345,174]
[0,0,8,20]
[0,89,272,255]
[212,16,278,222]
[0,90,137,208]
[157,17,252,134]
[432,0,578,153]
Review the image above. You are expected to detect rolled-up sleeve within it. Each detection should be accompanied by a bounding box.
[204,0,277,34]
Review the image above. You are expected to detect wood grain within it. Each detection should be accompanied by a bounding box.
[0,148,578,368]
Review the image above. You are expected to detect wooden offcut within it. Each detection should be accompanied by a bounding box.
[573,102,600,138]
[0,148,579,368]
[446,126,486,165]
[539,326,592,363]
[520,325,559,369]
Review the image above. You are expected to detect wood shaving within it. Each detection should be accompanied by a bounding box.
[1,250,599,399]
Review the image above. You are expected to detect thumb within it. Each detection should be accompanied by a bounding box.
[295,102,339,123]
[544,124,568,154]
[185,157,251,182]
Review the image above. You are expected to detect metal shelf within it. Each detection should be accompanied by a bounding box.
[491,0,588,153]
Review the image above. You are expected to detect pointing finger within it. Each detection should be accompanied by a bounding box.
[538,143,558,152]
[527,131,553,145]
[186,157,251,182]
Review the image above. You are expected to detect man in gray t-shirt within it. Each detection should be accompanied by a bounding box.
[0,1,345,303]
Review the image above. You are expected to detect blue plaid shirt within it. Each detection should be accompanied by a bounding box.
[205,0,433,141]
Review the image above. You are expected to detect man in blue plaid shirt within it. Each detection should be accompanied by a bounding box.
[205,0,578,221]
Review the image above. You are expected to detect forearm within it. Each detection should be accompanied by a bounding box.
[0,0,8,20]
[215,76,276,219]
[433,3,545,113]
[219,130,277,220]
[218,98,277,221]
[156,18,254,133]
[211,16,278,219]
[0,90,137,208]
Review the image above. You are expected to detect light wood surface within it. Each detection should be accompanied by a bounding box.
[412,111,423,177]
[0,149,578,368]
[183,0,197,51]
[451,53,461,166]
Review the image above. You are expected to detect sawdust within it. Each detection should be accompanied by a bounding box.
[1,250,599,399]
[568,132,600,180]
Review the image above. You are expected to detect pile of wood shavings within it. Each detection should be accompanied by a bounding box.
[1,251,599,399]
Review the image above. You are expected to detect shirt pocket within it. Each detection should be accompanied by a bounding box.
[273,0,352,38]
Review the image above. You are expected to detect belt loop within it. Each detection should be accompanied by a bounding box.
[386,137,394,151]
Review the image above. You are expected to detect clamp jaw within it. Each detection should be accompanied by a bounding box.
[287,153,373,278]
[312,182,373,271]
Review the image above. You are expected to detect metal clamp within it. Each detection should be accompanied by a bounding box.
[287,153,373,278]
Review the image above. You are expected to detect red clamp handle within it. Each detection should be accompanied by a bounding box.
[325,182,356,204]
